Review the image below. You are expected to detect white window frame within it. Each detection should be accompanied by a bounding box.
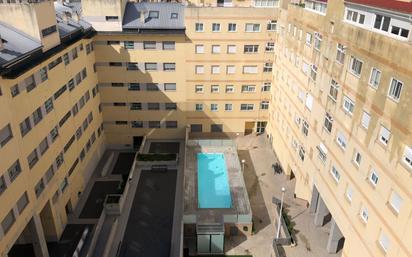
[195,23,204,32]
[360,206,369,223]
[361,111,371,129]
[210,103,218,112]
[225,103,233,111]
[336,131,347,150]
[336,43,346,64]
[402,146,412,170]
[212,45,221,54]
[330,166,341,182]
[241,85,256,93]
[245,23,261,32]
[211,65,220,74]
[211,85,219,93]
[195,65,204,74]
[227,45,237,54]
[369,169,379,186]
[212,23,221,32]
[305,32,312,46]
[353,150,362,167]
[378,231,390,253]
[195,85,204,93]
[389,191,403,214]
[349,56,363,77]
[195,44,205,54]
[195,103,203,111]
[387,78,403,102]
[342,95,355,115]
[225,85,235,93]
[226,65,236,74]
[368,67,381,89]
[379,125,391,145]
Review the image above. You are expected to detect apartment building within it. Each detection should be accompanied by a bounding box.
[0,0,411,256]
[266,0,412,257]
[0,1,104,256]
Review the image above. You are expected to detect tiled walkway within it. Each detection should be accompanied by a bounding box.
[224,134,341,257]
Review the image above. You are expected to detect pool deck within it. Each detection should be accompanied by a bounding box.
[184,140,252,224]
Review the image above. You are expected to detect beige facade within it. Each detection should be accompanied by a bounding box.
[0,0,412,256]
[266,1,412,257]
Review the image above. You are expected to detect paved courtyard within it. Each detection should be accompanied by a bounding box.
[224,134,341,257]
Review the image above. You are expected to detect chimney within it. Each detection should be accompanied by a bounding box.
[139,9,147,23]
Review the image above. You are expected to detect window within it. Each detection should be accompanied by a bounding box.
[212,45,221,53]
[48,57,62,70]
[39,137,49,155]
[267,20,277,31]
[228,23,237,32]
[0,124,13,147]
[212,23,221,32]
[225,85,234,93]
[105,16,119,21]
[346,10,365,25]
[226,65,236,74]
[262,82,271,92]
[148,103,160,110]
[163,63,176,71]
[0,176,6,195]
[305,0,327,13]
[164,83,176,91]
[54,84,67,100]
[128,83,140,91]
[10,85,19,97]
[379,126,390,145]
[346,186,353,202]
[342,95,355,115]
[148,11,159,19]
[305,32,312,46]
[148,121,161,128]
[244,45,259,53]
[109,62,122,66]
[147,83,159,91]
[314,32,322,51]
[360,111,371,129]
[143,41,156,49]
[165,103,177,110]
[369,68,381,88]
[317,143,327,163]
[131,121,143,128]
[68,79,75,91]
[195,65,205,74]
[165,121,178,128]
[20,117,32,137]
[330,166,341,182]
[336,43,346,64]
[310,64,317,81]
[195,85,204,93]
[241,85,256,92]
[195,23,204,32]
[240,104,254,111]
[145,63,157,71]
[264,63,273,72]
[50,126,59,142]
[41,25,57,37]
[349,56,363,77]
[403,146,412,169]
[360,206,369,223]
[227,45,236,53]
[163,41,175,50]
[378,232,390,253]
[195,104,203,111]
[130,103,142,110]
[369,169,379,186]
[71,48,78,59]
[305,94,313,111]
[39,67,48,82]
[27,148,39,169]
[225,104,232,111]
[388,78,403,101]
[302,120,309,136]
[245,23,260,32]
[336,131,347,150]
[389,191,403,214]
[211,85,219,93]
[8,160,21,182]
[124,41,134,49]
[260,101,269,110]
[195,44,204,54]
[243,65,258,74]
[254,0,279,7]
[25,75,36,92]
[324,112,333,133]
[2,210,15,233]
[353,151,362,167]
[329,79,339,101]
[374,14,391,32]
[299,146,305,161]
[210,104,218,112]
[211,65,220,74]
[16,192,29,214]
[265,42,275,52]
[32,107,43,125]
[211,124,223,132]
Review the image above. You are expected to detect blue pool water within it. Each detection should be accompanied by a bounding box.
[197,153,232,208]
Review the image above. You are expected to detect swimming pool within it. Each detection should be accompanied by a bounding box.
[197,153,232,208]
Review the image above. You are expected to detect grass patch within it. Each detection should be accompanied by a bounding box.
[136,153,176,161]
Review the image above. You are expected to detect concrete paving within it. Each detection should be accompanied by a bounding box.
[223,133,341,257]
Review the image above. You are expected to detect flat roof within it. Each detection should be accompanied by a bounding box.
[123,2,185,30]
[0,22,41,68]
